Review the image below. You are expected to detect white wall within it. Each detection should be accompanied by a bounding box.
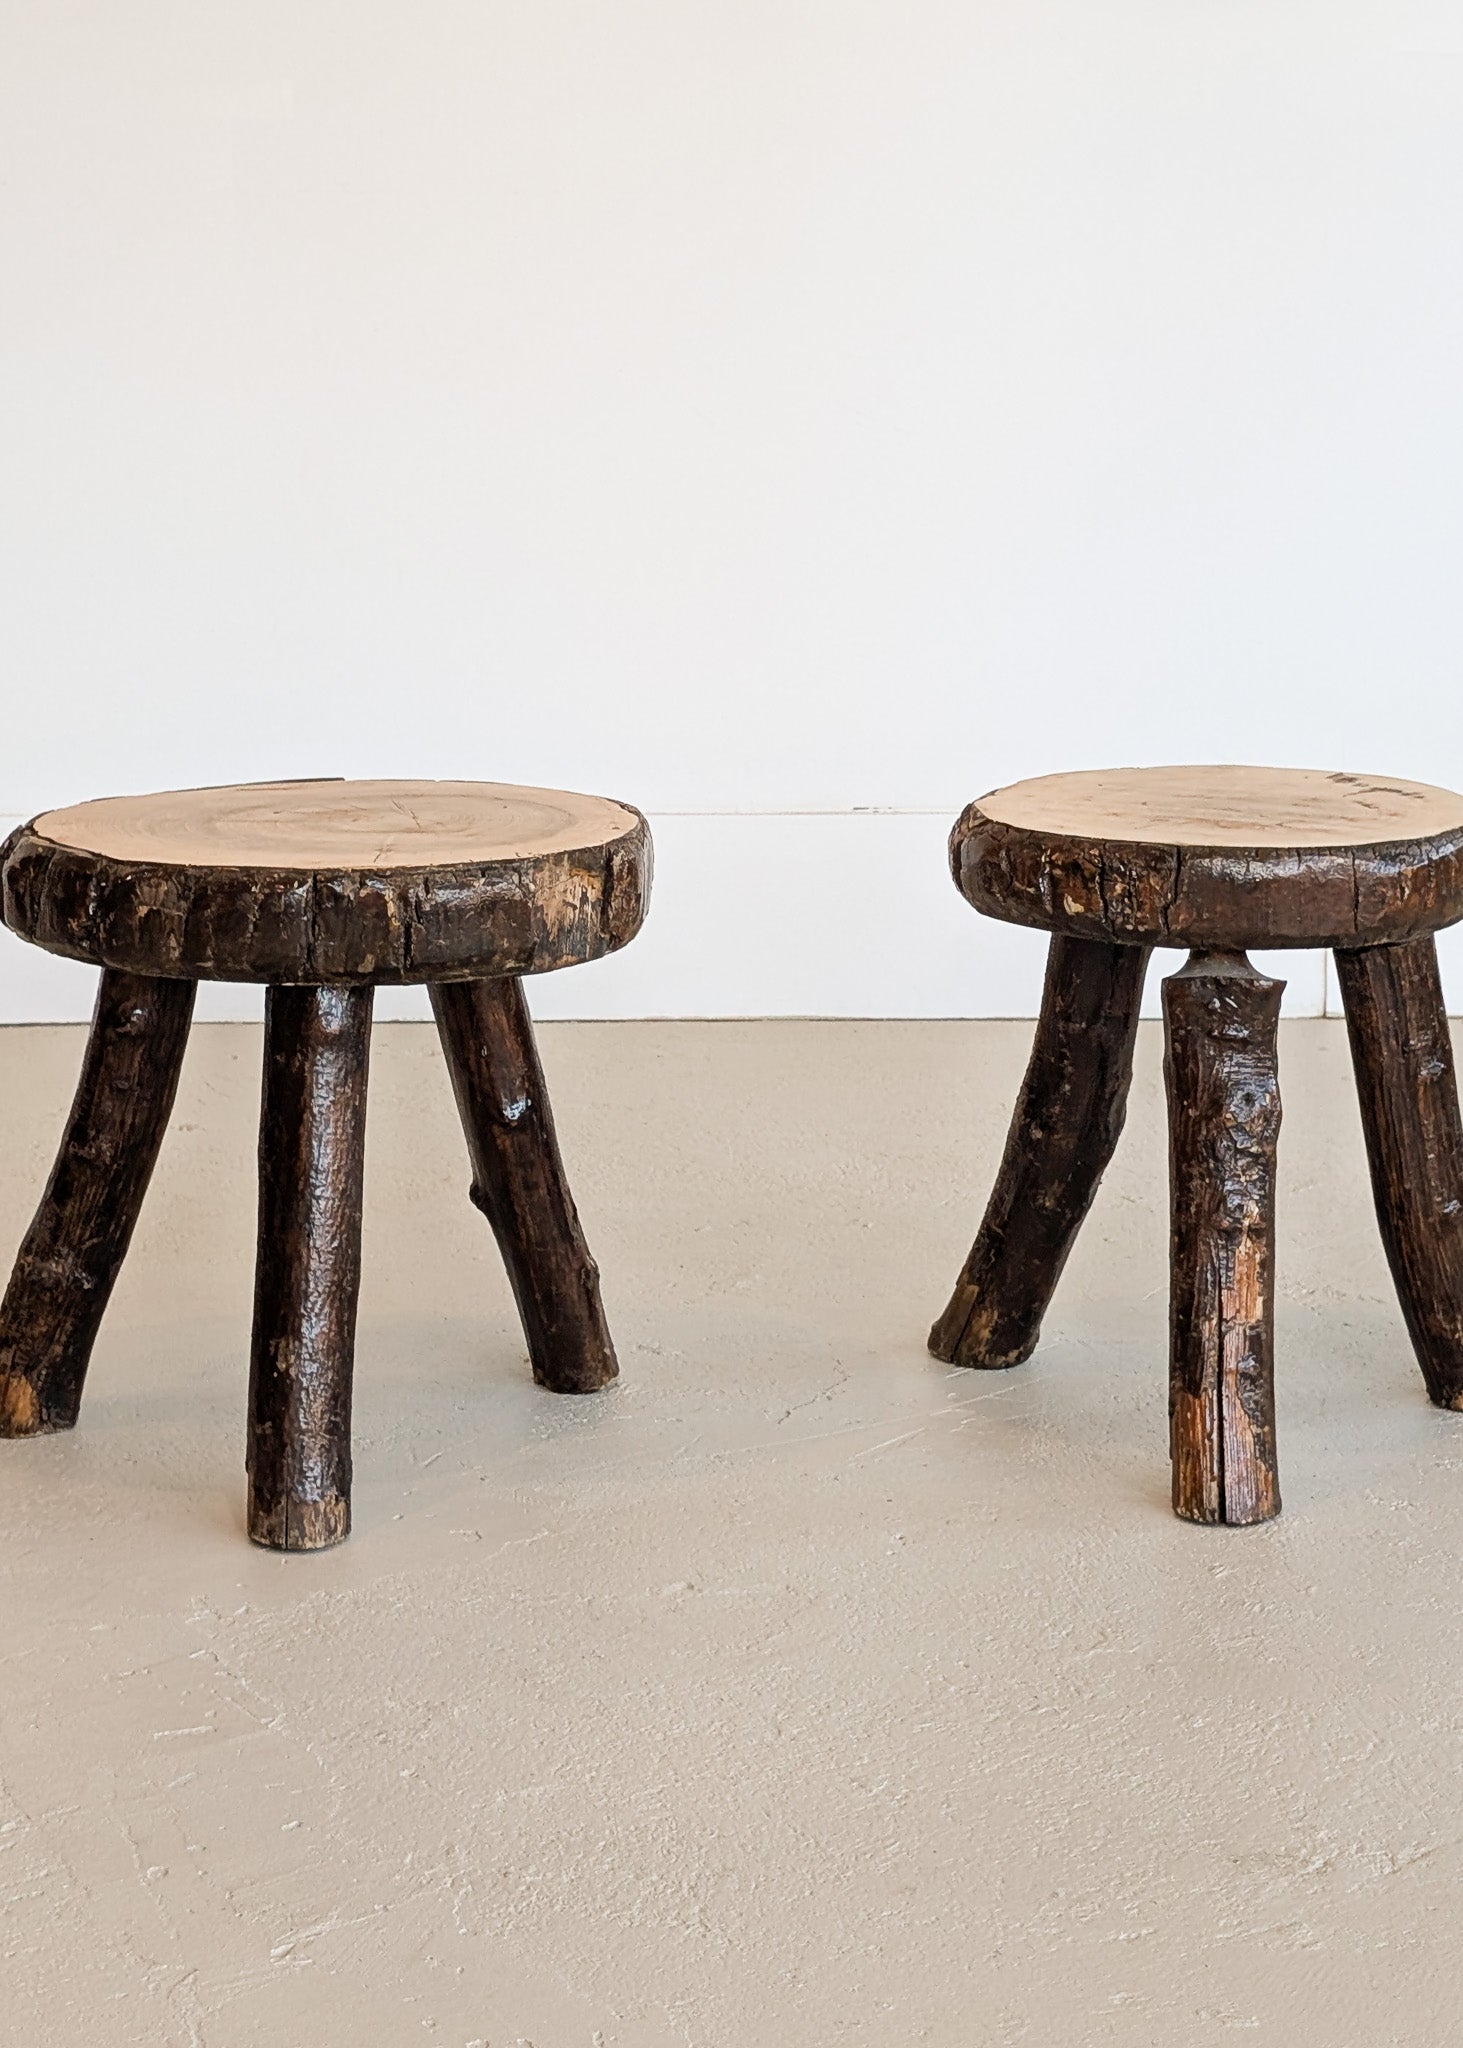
[4,2,1463,1019]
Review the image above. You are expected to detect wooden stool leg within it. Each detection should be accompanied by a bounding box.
[248,984,372,1551]
[0,970,195,1435]
[1163,951,1283,1526]
[929,935,1150,1367]
[1334,937,1463,1408]
[431,977,618,1394]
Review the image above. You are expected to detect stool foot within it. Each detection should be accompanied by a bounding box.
[929,936,1149,1367]
[1334,937,1463,1409]
[0,969,195,1435]
[1163,951,1283,1526]
[431,977,618,1394]
[248,984,372,1551]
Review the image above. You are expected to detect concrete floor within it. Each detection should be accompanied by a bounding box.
[3,1016,1462,2046]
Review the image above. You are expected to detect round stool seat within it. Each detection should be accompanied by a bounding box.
[953,764,1463,949]
[1,778,651,982]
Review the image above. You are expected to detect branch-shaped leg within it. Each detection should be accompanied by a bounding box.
[431,977,617,1394]
[1334,937,1463,1409]
[929,935,1150,1367]
[1163,951,1283,1526]
[248,984,372,1551]
[0,969,195,1435]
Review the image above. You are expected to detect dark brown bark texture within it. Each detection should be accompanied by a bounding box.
[432,977,618,1394]
[248,983,373,1551]
[1163,953,1283,1526]
[1335,937,1463,1409]
[952,810,1463,952]
[0,813,651,985]
[929,936,1150,1367]
[0,969,195,1435]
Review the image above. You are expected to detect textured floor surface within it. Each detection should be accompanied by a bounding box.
[3,1016,1463,2046]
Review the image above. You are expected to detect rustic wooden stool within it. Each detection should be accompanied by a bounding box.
[930,765,1463,1526]
[0,779,651,1550]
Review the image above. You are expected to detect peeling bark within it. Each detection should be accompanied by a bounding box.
[1163,951,1283,1526]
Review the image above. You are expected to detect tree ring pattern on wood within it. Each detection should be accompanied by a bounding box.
[953,766,1463,951]
[1,779,652,984]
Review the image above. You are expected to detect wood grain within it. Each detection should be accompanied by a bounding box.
[248,983,373,1551]
[952,766,1463,951]
[979,765,1463,847]
[1,780,652,985]
[432,977,618,1394]
[31,778,643,868]
[929,935,1150,1368]
[1163,951,1283,1526]
[0,970,195,1434]
[1334,937,1463,1409]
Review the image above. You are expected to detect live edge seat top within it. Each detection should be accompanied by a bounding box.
[953,764,1463,951]
[0,778,652,984]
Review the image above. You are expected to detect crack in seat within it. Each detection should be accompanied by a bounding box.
[0,778,652,1551]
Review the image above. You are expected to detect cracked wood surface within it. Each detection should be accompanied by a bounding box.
[1,778,652,983]
[953,765,1463,950]
[1163,951,1283,1526]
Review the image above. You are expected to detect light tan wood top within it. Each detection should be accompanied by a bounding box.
[977,766,1463,849]
[32,780,643,871]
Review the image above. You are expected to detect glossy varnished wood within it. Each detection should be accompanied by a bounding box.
[432,977,617,1394]
[248,983,373,1551]
[1334,937,1463,1409]
[0,970,195,1434]
[929,935,1150,1368]
[1163,952,1283,1526]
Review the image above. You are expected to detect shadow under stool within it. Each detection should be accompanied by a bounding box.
[929,764,1463,1526]
[0,778,651,1549]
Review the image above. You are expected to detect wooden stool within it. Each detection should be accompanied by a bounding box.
[929,765,1463,1526]
[0,779,651,1550]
